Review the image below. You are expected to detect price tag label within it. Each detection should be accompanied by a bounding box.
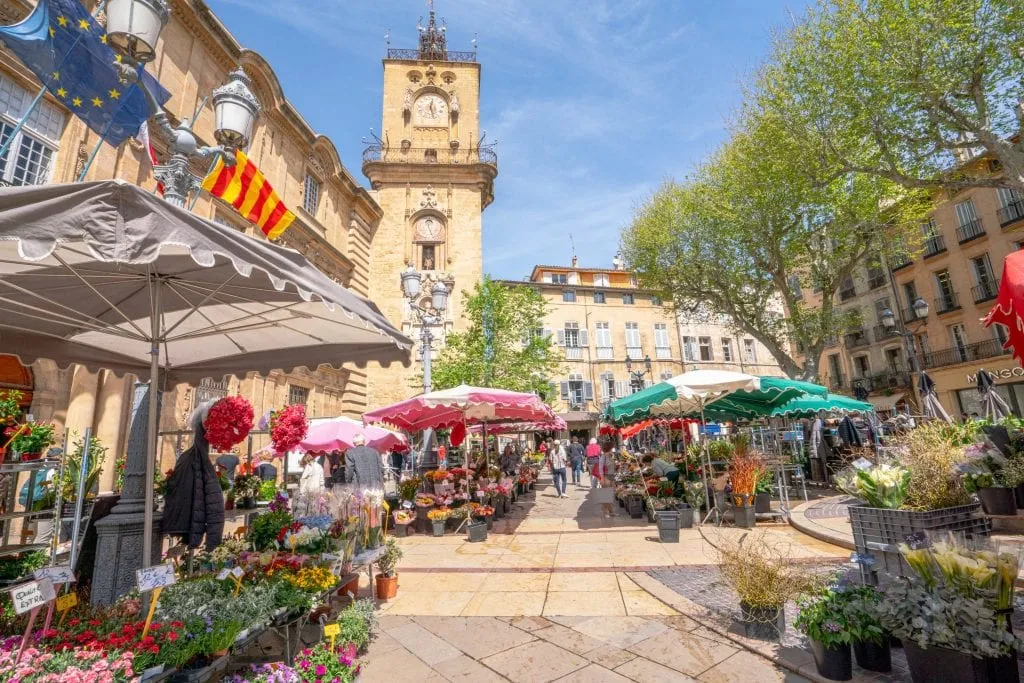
[903,531,929,550]
[323,623,340,637]
[231,566,244,578]
[216,569,231,581]
[850,552,876,566]
[320,553,340,562]
[10,578,54,615]
[34,565,75,585]
[136,564,176,592]
[55,593,77,612]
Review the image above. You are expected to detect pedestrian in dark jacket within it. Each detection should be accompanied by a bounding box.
[568,437,585,486]
[345,434,384,489]
[161,422,224,551]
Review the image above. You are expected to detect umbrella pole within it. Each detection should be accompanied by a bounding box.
[699,400,717,526]
[483,421,489,473]
[142,280,161,569]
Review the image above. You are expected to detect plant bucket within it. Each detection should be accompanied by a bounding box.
[853,639,891,673]
[739,601,784,641]
[677,505,694,529]
[432,520,445,537]
[733,504,756,528]
[809,639,852,681]
[755,492,771,514]
[903,641,1018,683]
[467,520,488,543]
[375,574,399,600]
[656,511,680,543]
[978,487,1017,516]
[627,495,644,518]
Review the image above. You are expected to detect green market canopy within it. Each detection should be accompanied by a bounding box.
[768,392,874,418]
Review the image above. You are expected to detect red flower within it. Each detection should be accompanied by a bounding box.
[270,404,308,454]
[167,631,178,642]
[204,396,255,451]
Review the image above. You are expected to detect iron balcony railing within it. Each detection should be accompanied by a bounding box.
[851,377,873,393]
[890,254,913,271]
[873,324,901,342]
[844,329,870,349]
[998,199,1024,228]
[386,48,478,63]
[867,274,887,290]
[922,338,1009,369]
[935,292,960,314]
[839,286,857,302]
[955,218,986,244]
[865,368,912,392]
[902,306,927,324]
[972,279,999,304]
[828,374,847,392]
[362,144,498,168]
[923,235,947,258]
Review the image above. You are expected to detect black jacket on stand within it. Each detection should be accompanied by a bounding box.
[161,424,225,550]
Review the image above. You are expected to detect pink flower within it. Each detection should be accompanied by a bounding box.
[315,664,326,676]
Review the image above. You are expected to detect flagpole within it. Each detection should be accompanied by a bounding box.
[188,151,221,211]
[77,86,138,181]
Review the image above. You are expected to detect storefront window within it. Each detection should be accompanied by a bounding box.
[956,382,1016,418]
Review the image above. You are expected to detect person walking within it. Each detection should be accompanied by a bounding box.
[297,453,325,515]
[597,436,617,518]
[548,439,569,498]
[568,436,585,486]
[585,438,602,488]
[345,433,384,490]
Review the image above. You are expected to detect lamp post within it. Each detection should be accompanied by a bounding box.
[106,0,260,207]
[402,266,451,472]
[626,355,653,394]
[880,297,929,406]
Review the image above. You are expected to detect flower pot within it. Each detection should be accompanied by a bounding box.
[20,451,41,462]
[733,504,756,528]
[467,520,488,542]
[432,520,446,537]
[853,639,891,673]
[617,497,625,508]
[1015,483,1024,509]
[517,483,527,495]
[754,492,771,514]
[809,639,852,681]
[225,498,235,511]
[375,574,399,600]
[239,497,257,510]
[656,511,680,543]
[338,574,360,598]
[739,601,784,641]
[484,514,493,531]
[978,487,1017,516]
[392,522,409,538]
[903,641,1018,683]
[493,501,504,519]
[677,505,694,528]
[626,495,644,519]
[504,498,511,514]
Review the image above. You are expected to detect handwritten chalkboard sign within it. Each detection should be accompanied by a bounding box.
[10,578,55,615]
[136,564,176,592]
[904,531,929,550]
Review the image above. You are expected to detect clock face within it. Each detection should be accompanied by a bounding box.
[415,94,448,124]
[414,216,445,243]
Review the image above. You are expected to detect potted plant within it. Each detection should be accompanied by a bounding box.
[10,421,56,460]
[655,507,680,543]
[0,390,23,461]
[428,508,448,536]
[233,473,262,509]
[466,511,488,542]
[794,584,853,681]
[473,504,495,531]
[842,585,891,673]
[374,537,403,600]
[754,470,773,513]
[958,442,1018,515]
[680,481,705,528]
[727,451,765,528]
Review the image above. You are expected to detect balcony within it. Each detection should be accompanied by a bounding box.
[828,374,847,392]
[922,339,1008,369]
[844,329,870,349]
[851,376,873,393]
[596,347,613,360]
[866,368,912,392]
[363,144,497,169]
[565,347,583,360]
[387,48,478,63]
[998,199,1024,229]
[890,255,913,271]
[955,218,986,244]
[902,306,928,324]
[839,286,857,302]
[935,292,960,315]
[972,279,999,304]
[655,347,672,360]
[626,347,643,359]
[873,324,901,343]
[867,274,887,290]
[923,235,947,258]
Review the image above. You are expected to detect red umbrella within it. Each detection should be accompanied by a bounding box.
[985,250,1024,364]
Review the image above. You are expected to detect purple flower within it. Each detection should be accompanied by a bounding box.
[316,664,327,676]
[299,659,310,670]
[823,621,842,633]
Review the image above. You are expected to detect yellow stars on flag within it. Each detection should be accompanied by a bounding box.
[71,96,82,108]
[56,87,67,98]
[51,71,59,81]
[78,19,90,31]
[114,54,123,63]
[91,96,103,107]
[108,88,120,100]
[100,34,107,44]
[56,15,67,27]
[49,27,55,38]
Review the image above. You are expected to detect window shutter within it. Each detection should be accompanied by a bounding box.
[543,328,553,340]
[556,329,566,346]
[584,382,594,401]
[578,329,589,347]
[615,380,629,397]
[560,382,570,400]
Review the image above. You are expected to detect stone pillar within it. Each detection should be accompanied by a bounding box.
[64,366,99,441]
[92,382,162,606]
[93,371,128,494]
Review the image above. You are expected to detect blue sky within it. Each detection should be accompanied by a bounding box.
[209,0,801,279]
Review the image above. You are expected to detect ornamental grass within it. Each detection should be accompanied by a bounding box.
[893,422,972,511]
[714,532,820,609]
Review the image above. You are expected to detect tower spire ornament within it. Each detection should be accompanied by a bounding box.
[418,0,447,60]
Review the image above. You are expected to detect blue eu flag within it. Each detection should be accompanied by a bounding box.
[0,0,171,146]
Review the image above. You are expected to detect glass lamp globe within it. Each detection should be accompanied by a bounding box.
[212,68,260,149]
[880,308,896,330]
[401,266,422,299]
[431,281,449,312]
[105,0,170,64]
[912,297,929,319]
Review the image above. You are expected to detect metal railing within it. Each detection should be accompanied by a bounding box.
[839,287,857,302]
[922,338,1009,369]
[596,347,613,360]
[923,235,946,257]
[971,280,999,304]
[865,368,912,392]
[844,329,870,349]
[867,274,887,290]
[998,199,1024,228]
[386,48,478,63]
[890,255,913,271]
[902,306,927,324]
[955,218,986,244]
[564,347,583,360]
[362,144,498,168]
[935,292,960,314]
[828,375,847,392]
[872,324,901,342]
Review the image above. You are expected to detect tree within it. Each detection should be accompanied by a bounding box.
[755,0,1024,194]
[621,113,929,381]
[430,277,562,396]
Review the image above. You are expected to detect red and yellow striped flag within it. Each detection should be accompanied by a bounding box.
[201,150,296,240]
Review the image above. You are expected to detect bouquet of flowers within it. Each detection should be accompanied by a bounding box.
[424,470,452,482]
[278,522,330,555]
[204,396,255,451]
[9,421,56,455]
[233,473,263,502]
[414,493,436,507]
[393,509,415,525]
[836,462,910,509]
[285,565,337,593]
[270,404,308,455]
[472,504,494,518]
[427,508,450,521]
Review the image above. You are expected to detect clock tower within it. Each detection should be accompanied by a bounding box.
[363,4,497,407]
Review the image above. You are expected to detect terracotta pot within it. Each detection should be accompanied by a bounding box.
[225,498,235,511]
[375,574,399,600]
[212,648,229,657]
[20,452,41,462]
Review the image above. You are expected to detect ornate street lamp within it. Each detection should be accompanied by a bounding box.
[626,355,653,393]
[912,297,929,320]
[105,0,170,63]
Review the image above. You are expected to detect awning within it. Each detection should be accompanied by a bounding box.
[560,411,598,423]
[868,393,906,412]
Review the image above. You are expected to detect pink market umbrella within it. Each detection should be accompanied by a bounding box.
[470,416,567,435]
[299,416,408,454]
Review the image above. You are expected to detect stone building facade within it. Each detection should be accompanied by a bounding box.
[363,10,497,408]
[818,161,1024,418]
[0,0,383,486]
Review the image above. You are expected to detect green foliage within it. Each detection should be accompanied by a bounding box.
[0,389,23,422]
[430,277,562,397]
[0,549,47,581]
[335,599,378,652]
[377,537,403,578]
[841,585,887,647]
[11,422,56,454]
[794,584,853,648]
[257,479,277,501]
[754,0,1024,195]
[39,433,106,508]
[248,510,293,551]
[835,464,911,509]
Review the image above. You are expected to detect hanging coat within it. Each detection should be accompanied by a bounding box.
[161,424,225,550]
[837,416,863,448]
